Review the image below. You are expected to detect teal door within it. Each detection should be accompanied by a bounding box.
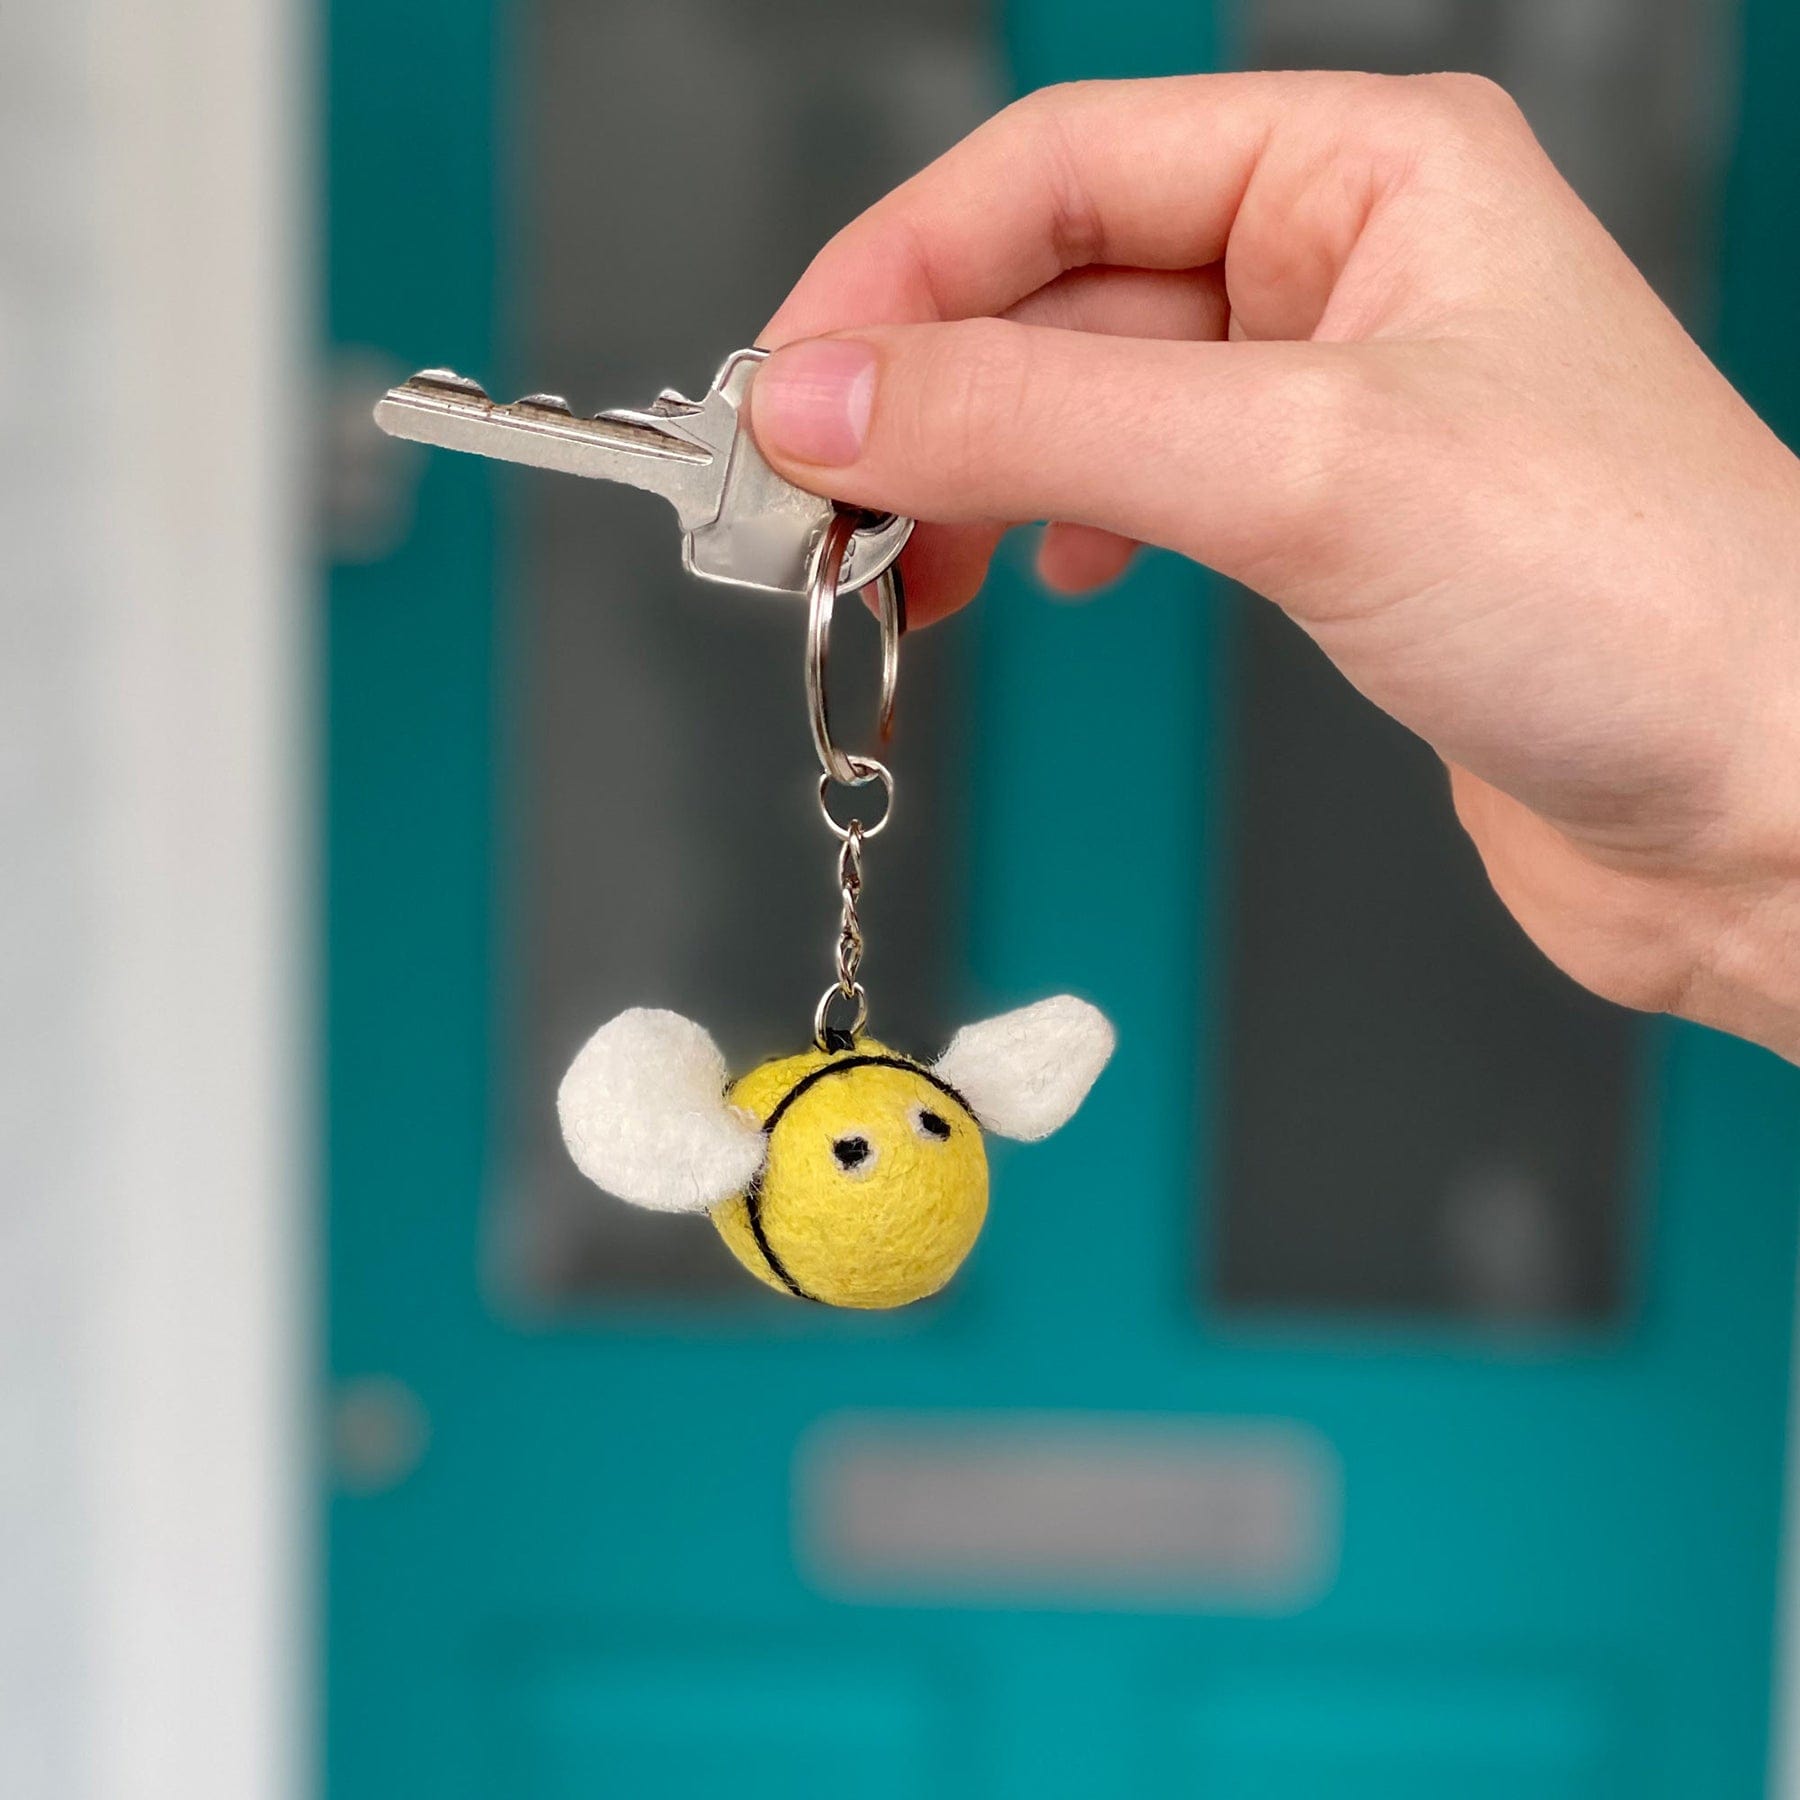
[324,1,1800,1794]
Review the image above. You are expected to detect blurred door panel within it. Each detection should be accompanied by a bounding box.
[499,1656,947,1799]
[325,0,1800,1796]
[1174,1668,1615,1798]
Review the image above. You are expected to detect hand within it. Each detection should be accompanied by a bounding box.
[749,72,1800,1061]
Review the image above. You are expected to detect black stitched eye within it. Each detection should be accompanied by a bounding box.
[915,1108,952,1141]
[832,1135,871,1169]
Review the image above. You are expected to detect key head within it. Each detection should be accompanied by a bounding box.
[683,349,912,596]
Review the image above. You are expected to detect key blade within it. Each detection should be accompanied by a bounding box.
[369,353,912,594]
[372,369,724,529]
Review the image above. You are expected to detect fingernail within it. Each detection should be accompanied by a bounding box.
[752,339,876,465]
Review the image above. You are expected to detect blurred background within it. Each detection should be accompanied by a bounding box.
[9,0,1800,1794]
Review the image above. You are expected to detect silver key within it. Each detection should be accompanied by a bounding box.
[372,346,911,597]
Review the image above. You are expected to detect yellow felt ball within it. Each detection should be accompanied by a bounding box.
[712,1037,988,1309]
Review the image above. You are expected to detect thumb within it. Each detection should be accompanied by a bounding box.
[748,321,1376,588]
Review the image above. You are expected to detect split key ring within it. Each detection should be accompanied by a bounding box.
[805,506,903,789]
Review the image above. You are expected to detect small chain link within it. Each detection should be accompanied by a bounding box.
[815,815,872,1048]
[835,824,865,997]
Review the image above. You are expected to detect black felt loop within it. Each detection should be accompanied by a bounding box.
[821,1026,857,1054]
[739,1050,978,1306]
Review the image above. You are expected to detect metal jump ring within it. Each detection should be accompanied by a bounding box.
[814,980,870,1046]
[806,508,901,787]
[817,759,894,841]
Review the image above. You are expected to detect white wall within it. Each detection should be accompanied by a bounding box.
[0,3,305,1797]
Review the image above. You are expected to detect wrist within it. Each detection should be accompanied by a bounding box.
[1668,695,1800,1058]
[1497,681,1800,1063]
[1667,797,1800,1055]
[1670,871,1800,1061]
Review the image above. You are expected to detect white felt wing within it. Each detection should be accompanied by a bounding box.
[556,1008,766,1212]
[934,994,1115,1142]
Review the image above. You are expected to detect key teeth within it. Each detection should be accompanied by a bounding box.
[516,392,574,415]
[410,368,490,400]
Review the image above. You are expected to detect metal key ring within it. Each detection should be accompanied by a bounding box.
[806,507,901,787]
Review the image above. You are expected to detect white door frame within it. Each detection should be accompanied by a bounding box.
[2,3,306,1796]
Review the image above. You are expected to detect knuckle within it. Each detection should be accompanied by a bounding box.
[1232,355,1402,573]
[1274,357,1372,479]
[999,80,1113,158]
[1404,70,1528,143]
[1008,79,1091,122]
[1005,86,1108,270]
[1344,73,1537,205]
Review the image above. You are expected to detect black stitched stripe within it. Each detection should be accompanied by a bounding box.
[741,1052,976,1304]
[741,1166,812,1301]
[761,1054,974,1135]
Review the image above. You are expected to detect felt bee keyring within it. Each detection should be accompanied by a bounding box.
[374,350,1115,1308]
[556,994,1112,1308]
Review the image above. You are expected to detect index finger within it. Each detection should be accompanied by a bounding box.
[760,70,1405,346]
